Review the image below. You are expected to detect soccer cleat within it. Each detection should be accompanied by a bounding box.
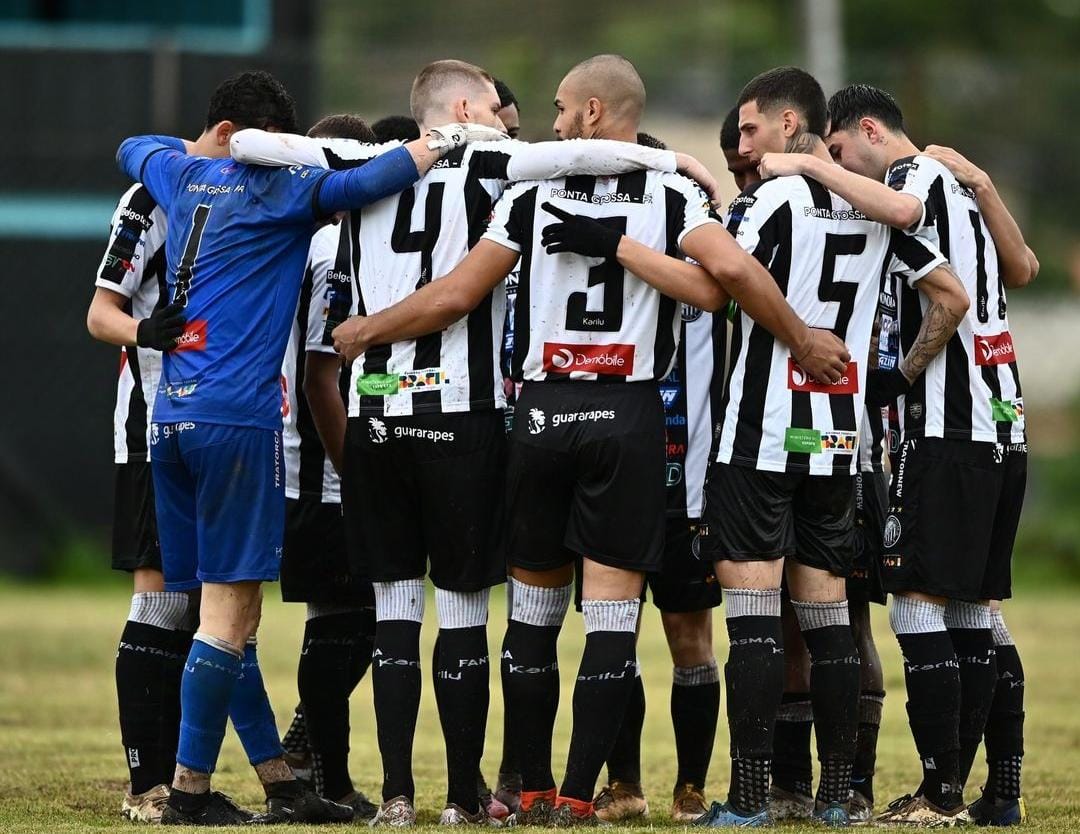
[593,781,649,822]
[370,795,417,828]
[874,794,962,827]
[551,802,605,827]
[963,794,1026,826]
[479,775,511,823]
[505,791,556,827]
[849,788,874,825]
[494,772,523,816]
[691,800,768,827]
[340,790,380,821]
[814,800,853,827]
[121,783,171,823]
[160,791,255,826]
[671,783,709,823]
[440,803,502,826]
[254,782,355,824]
[767,784,814,820]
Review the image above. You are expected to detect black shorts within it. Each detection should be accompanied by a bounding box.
[111,461,162,572]
[506,381,666,574]
[647,517,723,612]
[281,497,375,605]
[882,437,1027,601]
[848,470,889,605]
[341,410,506,592]
[698,462,856,577]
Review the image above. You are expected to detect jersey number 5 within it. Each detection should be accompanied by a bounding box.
[173,204,212,307]
[818,232,866,340]
[565,216,628,332]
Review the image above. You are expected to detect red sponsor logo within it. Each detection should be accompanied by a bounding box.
[974,331,1015,366]
[173,320,208,352]
[787,357,859,394]
[543,342,635,376]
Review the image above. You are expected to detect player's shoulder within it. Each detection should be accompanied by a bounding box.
[886,154,945,190]
[308,221,340,260]
[657,170,709,200]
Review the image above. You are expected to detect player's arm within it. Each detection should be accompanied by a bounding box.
[536,201,728,311]
[331,241,518,362]
[922,144,1039,288]
[758,152,924,231]
[115,135,194,209]
[86,288,185,351]
[304,352,347,474]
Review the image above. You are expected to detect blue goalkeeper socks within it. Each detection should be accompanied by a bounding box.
[230,640,286,766]
[177,634,242,774]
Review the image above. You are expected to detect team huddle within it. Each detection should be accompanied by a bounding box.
[87,54,1035,828]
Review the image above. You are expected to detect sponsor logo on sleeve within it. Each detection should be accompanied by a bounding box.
[173,320,208,352]
[787,358,859,394]
[543,342,635,376]
[974,332,1015,366]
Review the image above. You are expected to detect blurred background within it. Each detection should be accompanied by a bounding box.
[1,0,1077,583]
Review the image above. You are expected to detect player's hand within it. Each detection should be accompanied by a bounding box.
[540,202,622,260]
[923,145,989,191]
[426,123,509,156]
[675,152,722,207]
[136,301,187,352]
[793,328,850,384]
[332,315,371,364]
[864,367,913,408]
[758,152,812,180]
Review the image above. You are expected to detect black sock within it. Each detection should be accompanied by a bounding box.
[801,624,860,806]
[605,673,644,785]
[371,620,422,801]
[771,692,813,798]
[298,610,375,800]
[949,627,997,788]
[985,643,1025,801]
[671,664,721,790]
[116,620,187,793]
[560,630,637,802]
[282,704,308,757]
[434,626,490,813]
[498,697,520,779]
[896,631,962,810]
[852,690,884,803]
[725,613,784,816]
[502,620,561,793]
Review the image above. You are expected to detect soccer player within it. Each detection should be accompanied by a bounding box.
[694,67,967,827]
[494,78,522,139]
[326,54,852,827]
[232,58,718,827]
[372,115,421,144]
[115,69,498,825]
[720,106,758,193]
[87,169,188,823]
[759,83,1036,826]
[276,113,380,819]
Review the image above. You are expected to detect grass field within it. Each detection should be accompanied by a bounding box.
[1,583,1078,832]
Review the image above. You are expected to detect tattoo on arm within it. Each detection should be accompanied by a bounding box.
[899,299,961,381]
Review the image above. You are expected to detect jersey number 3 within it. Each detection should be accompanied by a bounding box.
[565,216,628,332]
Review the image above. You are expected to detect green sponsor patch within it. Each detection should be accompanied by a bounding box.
[784,427,822,454]
[990,397,1019,422]
[356,373,399,396]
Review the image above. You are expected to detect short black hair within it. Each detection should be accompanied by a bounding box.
[719,106,740,151]
[736,66,827,138]
[308,113,376,143]
[205,70,298,133]
[827,84,905,134]
[494,78,519,113]
[371,115,421,143]
[636,132,666,150]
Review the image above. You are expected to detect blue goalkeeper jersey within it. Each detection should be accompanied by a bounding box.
[117,135,417,430]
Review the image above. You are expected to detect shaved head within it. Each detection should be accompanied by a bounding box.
[560,54,646,123]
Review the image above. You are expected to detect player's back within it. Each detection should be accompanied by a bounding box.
[486,169,716,385]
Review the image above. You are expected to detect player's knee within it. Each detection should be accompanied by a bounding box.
[508,577,571,628]
[435,587,490,630]
[662,610,713,666]
[373,579,426,624]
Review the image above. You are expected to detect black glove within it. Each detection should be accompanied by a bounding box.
[540,201,622,260]
[865,366,912,408]
[136,301,187,351]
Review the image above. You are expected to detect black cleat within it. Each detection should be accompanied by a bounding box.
[252,782,354,824]
[160,790,255,826]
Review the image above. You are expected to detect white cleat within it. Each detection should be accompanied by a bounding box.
[371,795,417,827]
[121,783,170,823]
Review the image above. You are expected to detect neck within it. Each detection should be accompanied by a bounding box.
[785,131,831,162]
[590,121,637,143]
[191,132,227,158]
[880,133,921,167]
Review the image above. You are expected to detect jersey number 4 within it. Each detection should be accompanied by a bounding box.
[391,184,445,290]
[174,204,212,307]
[565,216,628,332]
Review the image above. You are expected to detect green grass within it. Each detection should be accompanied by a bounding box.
[0,584,1078,832]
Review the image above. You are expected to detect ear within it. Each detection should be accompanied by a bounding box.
[453,98,469,123]
[585,96,603,125]
[214,120,235,147]
[860,116,880,144]
[781,108,800,137]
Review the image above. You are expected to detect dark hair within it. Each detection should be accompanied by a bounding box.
[205,70,298,133]
[308,113,376,143]
[719,106,740,151]
[827,83,905,134]
[371,115,421,143]
[636,132,666,150]
[494,78,520,113]
[736,66,827,138]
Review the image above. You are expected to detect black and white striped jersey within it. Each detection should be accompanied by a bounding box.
[229,130,679,417]
[281,222,353,503]
[887,155,1025,444]
[716,175,945,475]
[484,171,719,383]
[662,305,727,518]
[94,183,168,463]
[858,406,888,474]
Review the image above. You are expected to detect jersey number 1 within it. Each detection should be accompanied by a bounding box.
[565,216,628,332]
[174,204,212,307]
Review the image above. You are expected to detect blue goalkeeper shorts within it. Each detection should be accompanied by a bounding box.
[150,421,284,591]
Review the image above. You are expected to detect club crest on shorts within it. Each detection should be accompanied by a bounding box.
[368,417,388,444]
[527,408,546,435]
[883,514,902,548]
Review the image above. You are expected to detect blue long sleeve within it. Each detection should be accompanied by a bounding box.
[314,145,420,216]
